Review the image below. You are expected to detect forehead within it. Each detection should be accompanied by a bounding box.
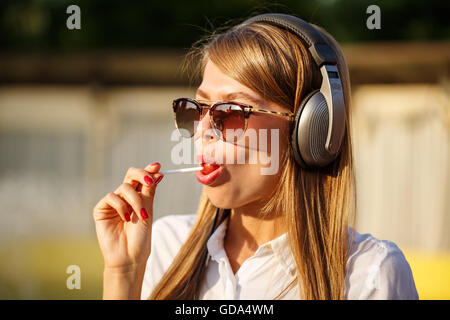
[196,60,265,105]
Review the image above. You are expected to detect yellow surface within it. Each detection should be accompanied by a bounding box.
[0,239,449,299]
[402,248,450,300]
[0,238,104,299]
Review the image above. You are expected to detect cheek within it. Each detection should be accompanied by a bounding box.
[242,116,290,153]
[201,116,289,208]
[205,163,279,208]
[230,163,278,194]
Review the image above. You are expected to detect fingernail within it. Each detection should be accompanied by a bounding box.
[155,175,164,185]
[140,208,148,220]
[144,175,153,186]
[124,212,131,222]
[151,162,160,167]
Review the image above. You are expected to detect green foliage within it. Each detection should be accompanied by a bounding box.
[0,0,448,51]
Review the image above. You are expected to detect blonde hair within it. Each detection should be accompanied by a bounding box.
[149,15,356,300]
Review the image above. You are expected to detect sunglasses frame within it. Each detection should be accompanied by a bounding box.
[172,97,294,141]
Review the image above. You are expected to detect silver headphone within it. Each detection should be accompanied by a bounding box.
[242,13,346,168]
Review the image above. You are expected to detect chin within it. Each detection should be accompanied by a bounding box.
[204,185,241,209]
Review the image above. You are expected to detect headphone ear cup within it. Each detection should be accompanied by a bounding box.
[291,90,340,168]
[291,91,317,168]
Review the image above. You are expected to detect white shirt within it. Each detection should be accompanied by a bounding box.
[141,214,419,300]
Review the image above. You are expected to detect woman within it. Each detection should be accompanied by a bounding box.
[93,13,418,300]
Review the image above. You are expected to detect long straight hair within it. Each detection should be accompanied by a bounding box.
[149,15,356,300]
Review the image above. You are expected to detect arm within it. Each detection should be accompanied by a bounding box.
[93,162,164,300]
[363,244,419,300]
[103,264,147,300]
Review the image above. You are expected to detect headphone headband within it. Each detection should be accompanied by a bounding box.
[242,13,337,67]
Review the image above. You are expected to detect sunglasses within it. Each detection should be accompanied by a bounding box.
[172,97,295,141]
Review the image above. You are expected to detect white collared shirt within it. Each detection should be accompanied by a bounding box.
[141,214,419,300]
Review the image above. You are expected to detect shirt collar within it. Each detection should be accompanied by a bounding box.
[206,216,296,277]
[206,216,228,262]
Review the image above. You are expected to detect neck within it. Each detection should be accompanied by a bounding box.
[224,202,286,252]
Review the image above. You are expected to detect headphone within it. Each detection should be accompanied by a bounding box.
[242,13,346,168]
[193,13,346,300]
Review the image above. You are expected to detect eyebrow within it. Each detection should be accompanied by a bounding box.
[196,88,264,106]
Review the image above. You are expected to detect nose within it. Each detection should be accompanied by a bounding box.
[194,110,219,143]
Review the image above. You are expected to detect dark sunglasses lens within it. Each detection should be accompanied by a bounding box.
[212,103,245,141]
[174,99,200,137]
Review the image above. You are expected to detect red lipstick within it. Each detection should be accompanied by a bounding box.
[196,155,223,185]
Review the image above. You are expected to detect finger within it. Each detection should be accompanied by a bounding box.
[123,166,155,189]
[142,173,164,199]
[142,162,163,198]
[103,192,131,222]
[115,183,149,222]
[144,162,161,173]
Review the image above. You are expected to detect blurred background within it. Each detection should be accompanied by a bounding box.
[0,0,449,299]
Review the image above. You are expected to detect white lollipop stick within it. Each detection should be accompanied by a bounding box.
[159,166,203,175]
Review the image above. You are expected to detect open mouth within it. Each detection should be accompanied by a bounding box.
[200,163,221,175]
[196,155,224,185]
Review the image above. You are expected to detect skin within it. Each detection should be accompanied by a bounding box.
[93,59,292,299]
[195,61,292,273]
[93,163,164,299]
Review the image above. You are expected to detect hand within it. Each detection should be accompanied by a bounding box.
[93,162,164,271]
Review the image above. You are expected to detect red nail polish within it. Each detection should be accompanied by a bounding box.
[140,208,148,220]
[144,175,153,186]
[124,212,131,222]
[155,175,164,185]
[151,162,160,167]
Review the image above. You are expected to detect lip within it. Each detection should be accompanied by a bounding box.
[196,165,224,185]
[195,154,224,185]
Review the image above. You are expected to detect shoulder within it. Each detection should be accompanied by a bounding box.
[151,214,197,256]
[152,214,197,238]
[345,227,419,300]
